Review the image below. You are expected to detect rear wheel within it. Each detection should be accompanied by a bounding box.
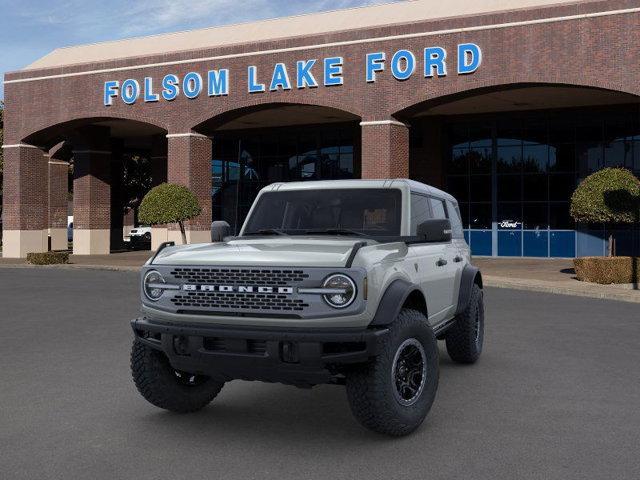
[345,309,439,436]
[131,340,224,413]
[445,284,484,364]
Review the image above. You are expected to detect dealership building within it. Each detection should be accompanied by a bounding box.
[3,0,640,258]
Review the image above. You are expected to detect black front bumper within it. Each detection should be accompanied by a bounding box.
[131,317,388,386]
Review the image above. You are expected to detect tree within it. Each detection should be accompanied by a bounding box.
[138,183,202,244]
[121,153,152,223]
[570,167,640,256]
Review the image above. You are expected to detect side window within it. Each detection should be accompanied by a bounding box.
[447,200,464,239]
[410,193,432,235]
[429,197,447,220]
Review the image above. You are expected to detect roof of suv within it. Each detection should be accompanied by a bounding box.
[264,179,457,203]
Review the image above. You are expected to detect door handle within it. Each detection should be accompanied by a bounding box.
[454,256,463,263]
[436,258,448,267]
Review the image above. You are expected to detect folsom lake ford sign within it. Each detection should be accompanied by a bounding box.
[103,43,482,106]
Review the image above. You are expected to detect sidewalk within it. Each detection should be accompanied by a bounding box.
[1,251,639,303]
[474,257,640,303]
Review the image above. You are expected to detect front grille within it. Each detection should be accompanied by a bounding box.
[170,268,309,286]
[171,292,310,311]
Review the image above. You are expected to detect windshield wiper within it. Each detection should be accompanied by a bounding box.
[244,228,287,236]
[304,228,368,237]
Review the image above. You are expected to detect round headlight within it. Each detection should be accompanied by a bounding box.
[143,270,166,301]
[322,274,356,309]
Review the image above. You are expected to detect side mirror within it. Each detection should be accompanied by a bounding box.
[211,221,231,242]
[417,219,452,243]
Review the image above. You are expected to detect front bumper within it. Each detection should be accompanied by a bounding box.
[131,317,389,387]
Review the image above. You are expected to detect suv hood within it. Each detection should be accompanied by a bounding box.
[151,237,367,267]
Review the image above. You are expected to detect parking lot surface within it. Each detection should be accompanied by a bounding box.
[1,268,639,480]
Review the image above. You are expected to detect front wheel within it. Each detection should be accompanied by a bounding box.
[345,309,439,436]
[131,340,224,413]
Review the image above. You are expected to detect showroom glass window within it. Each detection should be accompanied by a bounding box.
[212,124,358,234]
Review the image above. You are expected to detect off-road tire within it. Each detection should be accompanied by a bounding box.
[345,309,439,436]
[131,340,224,413]
[445,284,484,364]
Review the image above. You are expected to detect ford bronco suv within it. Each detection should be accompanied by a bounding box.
[131,179,484,436]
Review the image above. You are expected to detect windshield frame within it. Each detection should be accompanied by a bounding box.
[240,187,405,238]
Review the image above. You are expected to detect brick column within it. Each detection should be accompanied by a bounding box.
[48,158,69,251]
[1,144,49,258]
[360,120,410,179]
[72,127,112,255]
[150,134,169,250]
[166,132,212,245]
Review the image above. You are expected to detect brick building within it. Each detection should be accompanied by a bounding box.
[3,0,640,258]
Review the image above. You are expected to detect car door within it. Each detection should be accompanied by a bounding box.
[427,196,459,320]
[408,193,453,323]
[446,199,467,310]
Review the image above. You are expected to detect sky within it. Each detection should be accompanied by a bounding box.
[0,0,401,100]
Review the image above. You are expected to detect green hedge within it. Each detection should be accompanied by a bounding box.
[574,256,640,284]
[570,168,640,224]
[27,251,70,265]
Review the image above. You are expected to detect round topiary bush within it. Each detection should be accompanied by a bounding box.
[570,168,640,224]
[138,183,202,244]
[570,168,640,257]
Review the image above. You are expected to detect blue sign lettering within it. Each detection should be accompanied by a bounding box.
[424,47,447,77]
[102,44,483,105]
[208,69,229,96]
[324,57,344,86]
[270,63,291,91]
[121,79,140,104]
[457,43,482,74]
[144,77,159,102]
[366,52,385,83]
[161,74,179,101]
[247,66,265,93]
[296,59,318,89]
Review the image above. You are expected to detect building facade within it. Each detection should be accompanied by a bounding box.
[2,0,640,258]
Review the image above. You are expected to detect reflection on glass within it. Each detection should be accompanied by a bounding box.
[497,145,522,173]
[523,144,548,173]
[211,124,358,233]
[470,147,492,173]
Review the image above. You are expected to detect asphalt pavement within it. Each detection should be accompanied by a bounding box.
[1,268,639,480]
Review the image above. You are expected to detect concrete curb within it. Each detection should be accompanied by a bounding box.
[0,263,141,272]
[484,275,640,304]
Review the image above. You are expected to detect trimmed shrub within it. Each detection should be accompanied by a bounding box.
[138,183,202,244]
[570,168,640,224]
[570,168,640,256]
[574,256,640,284]
[27,251,70,265]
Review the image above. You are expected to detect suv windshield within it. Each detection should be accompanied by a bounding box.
[243,188,402,237]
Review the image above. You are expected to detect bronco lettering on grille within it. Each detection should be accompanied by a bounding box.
[182,285,294,294]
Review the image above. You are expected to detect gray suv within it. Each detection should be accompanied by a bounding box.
[131,179,484,435]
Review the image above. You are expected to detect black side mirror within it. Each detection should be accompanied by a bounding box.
[211,221,231,242]
[417,219,452,243]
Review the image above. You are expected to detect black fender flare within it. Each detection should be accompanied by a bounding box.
[455,264,483,316]
[370,279,424,327]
